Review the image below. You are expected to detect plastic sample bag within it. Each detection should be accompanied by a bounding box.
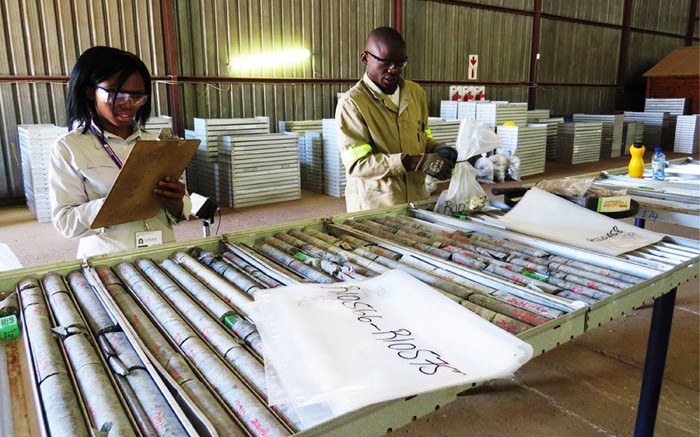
[435,120,501,215]
[251,269,533,429]
[506,154,521,181]
[490,154,508,182]
[475,155,494,183]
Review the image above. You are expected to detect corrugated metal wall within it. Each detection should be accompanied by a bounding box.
[535,19,621,115]
[177,81,352,125]
[172,0,392,125]
[403,0,533,113]
[0,0,170,201]
[404,2,532,82]
[0,0,696,201]
[538,20,621,84]
[175,0,389,78]
[632,0,692,34]
[447,0,532,10]
[543,0,623,24]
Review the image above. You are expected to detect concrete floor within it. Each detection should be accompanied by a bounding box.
[0,154,698,436]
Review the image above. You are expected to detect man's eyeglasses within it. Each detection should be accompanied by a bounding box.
[364,51,408,70]
[95,86,149,107]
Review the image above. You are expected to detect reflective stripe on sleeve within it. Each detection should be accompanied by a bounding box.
[341,143,372,162]
[425,128,433,140]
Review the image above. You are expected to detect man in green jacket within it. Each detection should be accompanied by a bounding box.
[336,26,457,212]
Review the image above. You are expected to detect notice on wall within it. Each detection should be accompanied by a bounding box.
[251,269,533,429]
[468,54,479,80]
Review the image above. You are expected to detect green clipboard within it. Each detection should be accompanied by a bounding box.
[90,138,200,229]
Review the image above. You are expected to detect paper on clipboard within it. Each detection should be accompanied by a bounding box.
[90,139,200,229]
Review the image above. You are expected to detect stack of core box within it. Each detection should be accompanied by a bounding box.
[427,118,461,146]
[321,119,346,198]
[278,120,324,193]
[298,132,324,193]
[476,102,528,128]
[186,117,270,204]
[539,118,564,161]
[555,122,602,164]
[218,133,300,207]
[144,116,173,136]
[674,115,700,154]
[527,109,550,123]
[572,114,623,159]
[457,101,479,120]
[624,111,675,149]
[439,100,458,119]
[645,98,687,115]
[18,124,67,222]
[497,124,547,177]
[622,121,644,155]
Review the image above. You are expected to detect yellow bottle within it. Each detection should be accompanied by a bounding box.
[628,143,645,178]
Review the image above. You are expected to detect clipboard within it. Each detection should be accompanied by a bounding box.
[90,138,200,229]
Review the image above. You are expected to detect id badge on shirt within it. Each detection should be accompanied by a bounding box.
[135,230,163,248]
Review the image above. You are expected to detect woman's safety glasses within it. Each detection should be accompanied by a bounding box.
[95,86,149,107]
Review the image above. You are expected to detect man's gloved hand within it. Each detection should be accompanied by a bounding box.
[433,144,458,164]
[402,153,455,180]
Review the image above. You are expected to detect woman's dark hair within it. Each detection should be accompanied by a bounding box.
[66,46,152,131]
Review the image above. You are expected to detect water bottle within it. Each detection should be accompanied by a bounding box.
[652,146,666,181]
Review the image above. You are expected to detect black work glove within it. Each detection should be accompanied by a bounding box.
[433,144,458,164]
[402,153,455,180]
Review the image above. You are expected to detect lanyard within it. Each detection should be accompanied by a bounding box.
[89,124,124,169]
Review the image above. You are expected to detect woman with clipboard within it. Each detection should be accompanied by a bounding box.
[49,46,191,258]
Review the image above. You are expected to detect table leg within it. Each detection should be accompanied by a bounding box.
[633,288,677,437]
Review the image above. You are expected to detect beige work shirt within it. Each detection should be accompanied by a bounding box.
[49,122,191,258]
[336,74,439,212]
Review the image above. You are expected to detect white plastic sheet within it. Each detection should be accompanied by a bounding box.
[0,243,22,271]
[494,187,663,256]
[251,269,533,429]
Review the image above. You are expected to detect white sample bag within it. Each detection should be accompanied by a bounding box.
[493,187,663,256]
[251,269,533,429]
[435,119,501,215]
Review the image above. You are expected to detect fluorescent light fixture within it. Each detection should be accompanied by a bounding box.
[230,49,310,70]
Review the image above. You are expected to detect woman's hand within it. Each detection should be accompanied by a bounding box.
[153,176,186,218]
